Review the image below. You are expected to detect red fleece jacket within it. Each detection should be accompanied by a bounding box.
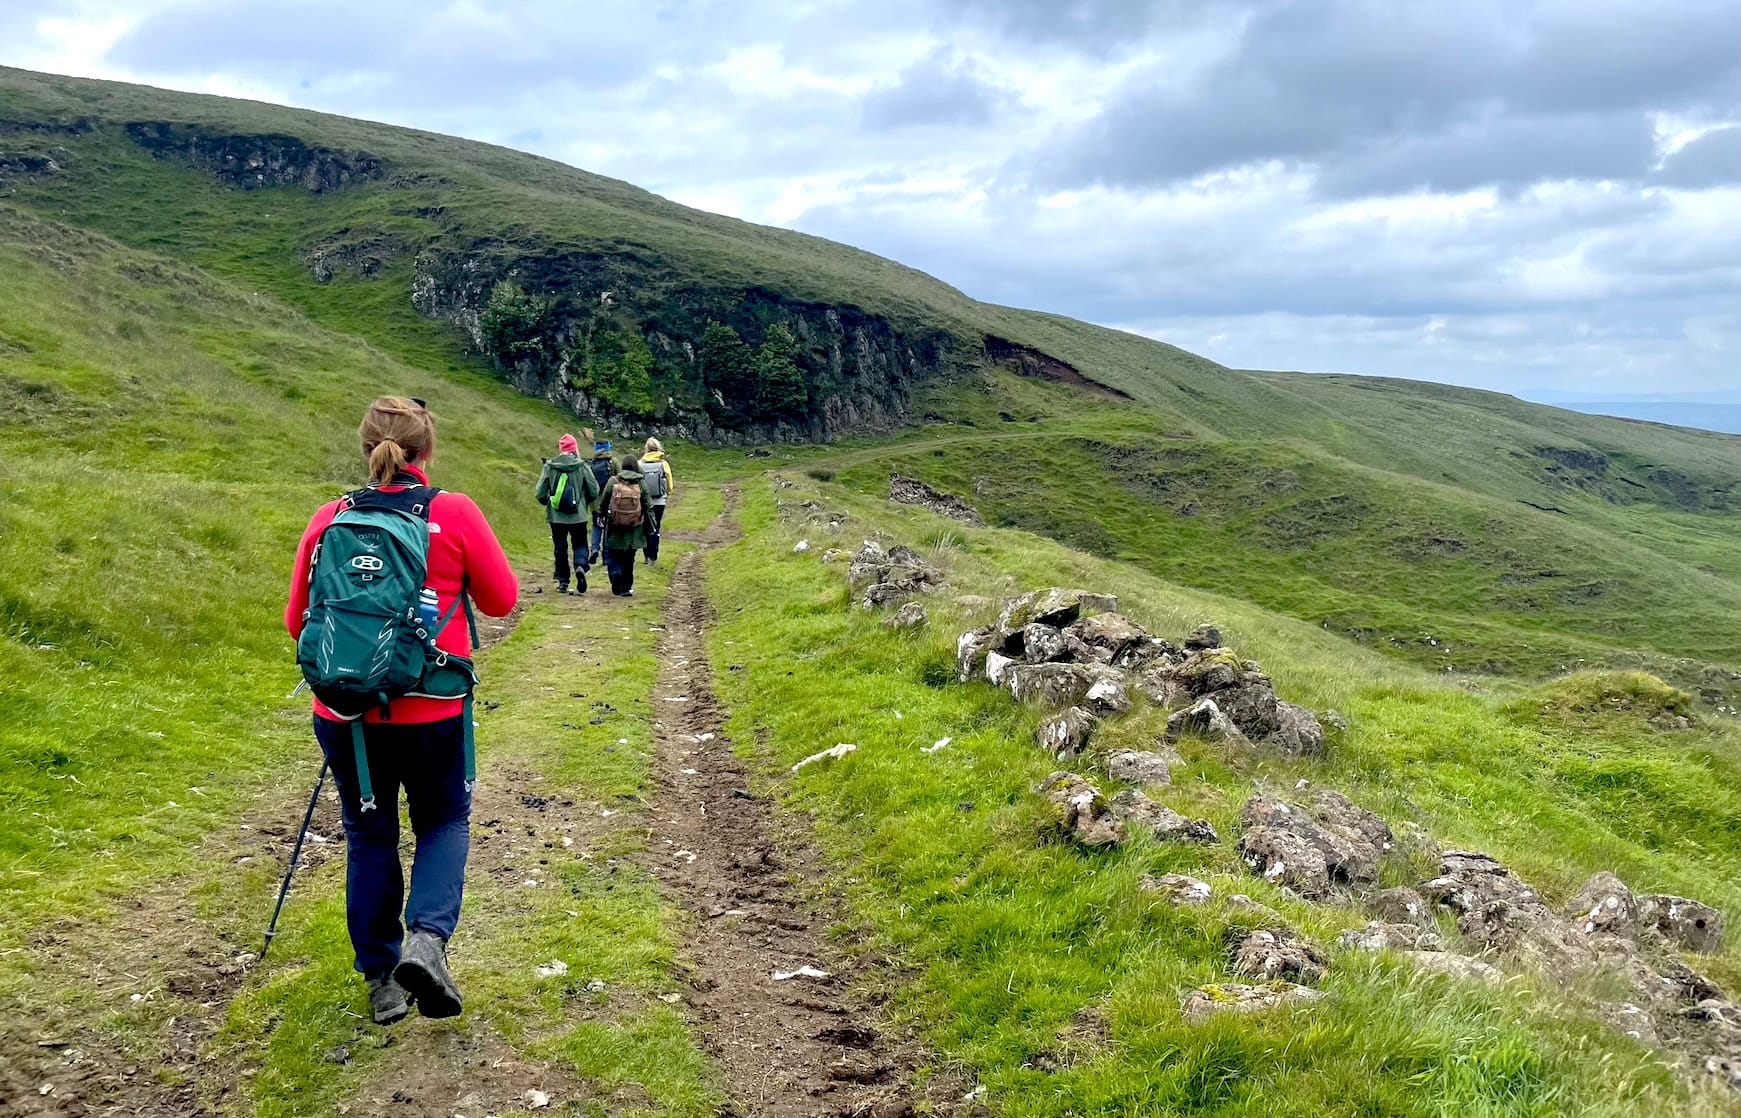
[285,464,519,723]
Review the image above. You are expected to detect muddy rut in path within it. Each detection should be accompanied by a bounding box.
[645,489,922,1118]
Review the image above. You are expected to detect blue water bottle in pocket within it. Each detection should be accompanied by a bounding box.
[418,587,441,634]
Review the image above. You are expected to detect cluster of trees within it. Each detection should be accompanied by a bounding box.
[698,320,807,420]
[477,280,811,425]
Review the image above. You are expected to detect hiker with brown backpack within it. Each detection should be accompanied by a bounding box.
[596,454,656,597]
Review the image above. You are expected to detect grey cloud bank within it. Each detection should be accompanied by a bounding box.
[4,0,1737,405]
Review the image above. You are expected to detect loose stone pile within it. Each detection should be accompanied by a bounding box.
[846,539,946,611]
[806,548,1738,1091]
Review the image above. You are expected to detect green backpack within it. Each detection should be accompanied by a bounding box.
[295,484,480,811]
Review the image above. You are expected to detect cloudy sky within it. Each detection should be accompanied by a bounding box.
[5,0,1738,401]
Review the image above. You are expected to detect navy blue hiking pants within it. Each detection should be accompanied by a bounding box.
[314,714,471,980]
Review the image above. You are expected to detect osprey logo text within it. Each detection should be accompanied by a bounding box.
[350,555,385,572]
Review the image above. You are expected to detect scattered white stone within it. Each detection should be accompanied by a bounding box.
[674,850,697,863]
[922,737,952,754]
[772,965,831,981]
[792,743,857,772]
[522,879,540,888]
[600,809,617,818]
[793,540,811,553]
[308,832,331,845]
[963,1085,987,1103]
[681,767,700,775]
[585,978,607,993]
[536,960,569,978]
[657,992,684,1004]
[526,1087,551,1108]
[617,738,629,745]
[560,836,574,848]
[693,732,715,743]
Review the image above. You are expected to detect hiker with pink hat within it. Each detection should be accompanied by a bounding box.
[535,432,600,593]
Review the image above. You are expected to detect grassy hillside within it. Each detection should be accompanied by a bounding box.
[0,202,568,936]
[2,111,1740,1113]
[829,382,1741,686]
[4,66,1735,698]
[710,475,1741,1116]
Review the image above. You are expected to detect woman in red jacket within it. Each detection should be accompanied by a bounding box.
[285,397,518,1024]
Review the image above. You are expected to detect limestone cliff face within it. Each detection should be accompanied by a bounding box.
[126,122,384,193]
[410,245,966,444]
[121,121,968,443]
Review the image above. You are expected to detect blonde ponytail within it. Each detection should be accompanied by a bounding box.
[358,396,436,485]
[367,438,409,484]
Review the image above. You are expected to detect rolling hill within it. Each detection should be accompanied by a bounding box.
[3,65,1737,703]
[4,66,1741,1116]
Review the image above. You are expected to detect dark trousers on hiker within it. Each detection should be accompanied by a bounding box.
[590,516,606,563]
[550,522,588,589]
[644,504,666,564]
[604,547,637,595]
[314,715,471,980]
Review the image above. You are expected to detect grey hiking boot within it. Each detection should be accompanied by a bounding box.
[394,929,463,1019]
[368,974,410,1025]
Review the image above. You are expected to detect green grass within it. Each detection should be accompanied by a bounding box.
[704,475,1741,1115]
[821,397,1741,696]
[4,65,1736,703]
[4,64,1741,1117]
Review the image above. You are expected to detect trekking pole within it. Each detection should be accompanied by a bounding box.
[259,759,328,963]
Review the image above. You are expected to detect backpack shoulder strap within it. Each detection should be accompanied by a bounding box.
[344,483,440,521]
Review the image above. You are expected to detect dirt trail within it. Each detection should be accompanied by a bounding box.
[644,487,921,1118]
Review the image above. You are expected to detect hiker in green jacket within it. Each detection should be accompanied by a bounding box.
[597,455,656,597]
[535,434,600,594]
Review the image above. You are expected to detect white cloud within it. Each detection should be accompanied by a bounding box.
[0,0,1736,402]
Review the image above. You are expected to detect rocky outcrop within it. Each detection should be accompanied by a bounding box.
[1338,921,1445,952]
[410,244,964,444]
[881,601,927,630]
[889,475,981,523]
[1414,856,1741,1088]
[1140,873,1214,905]
[1637,893,1725,955]
[1036,706,1098,760]
[302,225,414,283]
[1038,772,1123,848]
[847,540,944,610]
[1106,749,1174,786]
[1180,982,1324,1023]
[125,122,384,192]
[1371,886,1435,929]
[1236,791,1394,899]
[997,588,1118,634]
[1007,663,1103,707]
[1229,927,1328,984]
[1108,790,1218,844]
[1166,697,1249,745]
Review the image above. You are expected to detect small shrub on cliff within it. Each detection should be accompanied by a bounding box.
[754,323,807,416]
[586,324,656,414]
[479,280,554,366]
[700,320,755,422]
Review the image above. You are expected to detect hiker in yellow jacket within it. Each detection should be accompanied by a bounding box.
[640,437,674,565]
